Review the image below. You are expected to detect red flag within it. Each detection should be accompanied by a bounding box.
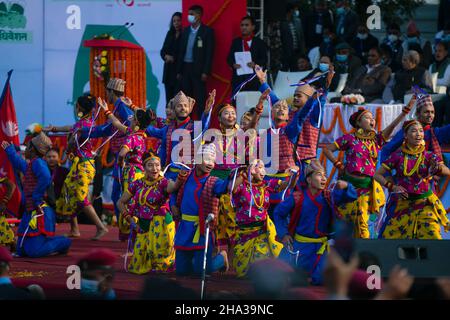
[0,70,22,217]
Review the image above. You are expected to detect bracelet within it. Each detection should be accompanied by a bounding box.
[384,181,394,192]
[402,106,411,114]
[333,160,344,170]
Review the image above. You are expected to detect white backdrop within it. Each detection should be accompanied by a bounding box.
[0,0,181,138]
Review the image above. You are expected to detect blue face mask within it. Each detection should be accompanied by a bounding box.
[336,54,348,62]
[323,36,331,44]
[319,63,329,72]
[407,36,418,44]
[81,279,116,300]
[336,7,345,16]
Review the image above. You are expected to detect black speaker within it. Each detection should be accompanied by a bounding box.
[354,239,450,278]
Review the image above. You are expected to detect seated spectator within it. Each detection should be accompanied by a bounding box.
[381,23,404,72]
[0,246,44,300]
[384,50,432,103]
[351,24,379,65]
[296,54,312,71]
[333,42,362,82]
[342,47,392,103]
[319,28,338,59]
[430,41,450,127]
[402,20,433,68]
[335,1,359,44]
[302,55,337,90]
[434,21,450,49]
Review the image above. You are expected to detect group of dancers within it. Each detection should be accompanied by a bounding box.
[0,65,449,285]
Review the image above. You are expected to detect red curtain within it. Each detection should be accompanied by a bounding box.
[182,0,246,128]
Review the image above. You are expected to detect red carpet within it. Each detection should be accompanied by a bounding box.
[8,224,327,299]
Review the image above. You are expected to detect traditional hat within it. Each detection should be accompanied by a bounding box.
[218,103,236,116]
[142,151,160,165]
[295,83,315,97]
[172,91,196,113]
[407,20,419,36]
[31,132,52,156]
[0,246,12,264]
[416,94,433,113]
[77,248,116,271]
[349,107,370,128]
[304,159,325,177]
[273,99,289,109]
[106,78,126,93]
[23,123,43,146]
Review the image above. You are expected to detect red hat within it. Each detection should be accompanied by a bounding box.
[0,246,13,264]
[407,20,419,36]
[349,107,370,128]
[77,248,116,270]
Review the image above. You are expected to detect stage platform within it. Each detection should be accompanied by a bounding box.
[7,224,327,300]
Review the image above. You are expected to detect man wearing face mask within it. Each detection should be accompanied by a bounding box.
[402,20,432,69]
[351,24,379,65]
[77,249,117,300]
[381,23,404,72]
[227,16,268,92]
[177,5,215,119]
[335,1,359,44]
[319,28,338,59]
[333,42,362,84]
[280,3,306,71]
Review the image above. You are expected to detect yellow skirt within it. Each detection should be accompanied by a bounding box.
[337,180,385,239]
[216,194,237,247]
[56,157,95,216]
[127,216,175,274]
[381,193,449,239]
[233,217,283,277]
[0,216,14,246]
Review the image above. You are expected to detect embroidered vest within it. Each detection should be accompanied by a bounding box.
[23,160,39,212]
[296,119,320,161]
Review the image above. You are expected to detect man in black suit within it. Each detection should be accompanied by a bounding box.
[304,0,334,51]
[280,3,306,71]
[177,4,214,118]
[227,16,268,93]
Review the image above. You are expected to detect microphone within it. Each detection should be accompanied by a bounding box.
[109,22,129,37]
[205,213,215,225]
[117,22,134,39]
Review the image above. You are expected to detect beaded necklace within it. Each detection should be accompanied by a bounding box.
[401,143,425,177]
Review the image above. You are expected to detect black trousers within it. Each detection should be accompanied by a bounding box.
[181,63,206,118]
[164,82,179,105]
[433,95,450,127]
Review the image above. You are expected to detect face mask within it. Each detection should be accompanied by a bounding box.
[294,10,300,17]
[336,54,348,62]
[323,36,331,44]
[81,279,116,300]
[388,34,398,42]
[407,36,418,44]
[336,7,345,15]
[319,63,329,72]
[187,15,196,24]
[357,33,368,40]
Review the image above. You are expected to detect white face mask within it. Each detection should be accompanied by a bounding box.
[187,15,196,24]
[388,34,398,42]
[357,33,368,40]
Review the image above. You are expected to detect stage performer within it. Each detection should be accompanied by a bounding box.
[273,160,357,285]
[255,65,335,178]
[98,97,153,239]
[2,133,72,258]
[323,96,416,238]
[0,174,16,248]
[45,95,108,240]
[117,152,186,274]
[374,120,450,239]
[78,78,134,240]
[227,159,298,277]
[174,143,230,276]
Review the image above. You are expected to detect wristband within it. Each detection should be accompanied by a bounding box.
[402,106,411,114]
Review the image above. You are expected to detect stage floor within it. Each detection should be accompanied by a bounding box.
[7,224,273,299]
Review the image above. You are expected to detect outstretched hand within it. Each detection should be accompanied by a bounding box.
[254,65,267,84]
[325,64,335,89]
[204,89,216,114]
[97,97,109,111]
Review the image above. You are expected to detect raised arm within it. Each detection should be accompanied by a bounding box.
[248,89,270,130]
[2,142,27,174]
[42,125,72,133]
[285,94,316,143]
[323,142,345,174]
[381,95,415,140]
[99,97,128,134]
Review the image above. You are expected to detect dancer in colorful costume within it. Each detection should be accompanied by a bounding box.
[2,133,72,258]
[0,174,15,248]
[117,152,186,274]
[323,96,416,238]
[78,78,134,240]
[98,97,153,239]
[374,120,450,239]
[228,159,298,277]
[174,143,229,276]
[274,160,357,284]
[46,95,108,240]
